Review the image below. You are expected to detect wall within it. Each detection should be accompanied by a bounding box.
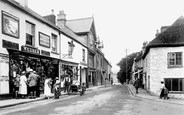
[0,1,60,59]
[144,47,184,98]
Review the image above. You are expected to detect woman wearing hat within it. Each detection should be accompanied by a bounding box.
[19,71,27,99]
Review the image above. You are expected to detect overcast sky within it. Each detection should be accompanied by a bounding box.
[28,0,184,73]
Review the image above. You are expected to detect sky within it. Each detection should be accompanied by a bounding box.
[28,0,184,73]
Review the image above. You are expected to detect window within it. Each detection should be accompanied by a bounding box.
[89,56,92,67]
[82,49,85,62]
[165,78,184,92]
[52,34,57,52]
[26,21,35,46]
[168,52,182,67]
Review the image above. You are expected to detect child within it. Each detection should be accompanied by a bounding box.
[54,77,60,99]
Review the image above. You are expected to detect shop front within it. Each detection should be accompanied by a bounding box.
[1,40,59,95]
[60,60,79,88]
[79,62,87,86]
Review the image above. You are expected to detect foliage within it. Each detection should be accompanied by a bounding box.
[116,52,140,83]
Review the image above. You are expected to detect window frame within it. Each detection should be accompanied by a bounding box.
[164,78,184,93]
[167,52,183,68]
[82,49,85,62]
[26,21,35,46]
[51,33,57,53]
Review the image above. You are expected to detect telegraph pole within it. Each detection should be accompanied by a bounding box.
[126,48,127,84]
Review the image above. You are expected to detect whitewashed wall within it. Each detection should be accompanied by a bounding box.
[144,47,184,99]
[0,1,60,59]
[61,33,87,82]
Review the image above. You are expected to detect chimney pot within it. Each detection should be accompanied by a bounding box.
[51,9,54,15]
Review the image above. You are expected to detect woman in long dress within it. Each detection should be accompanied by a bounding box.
[44,77,52,99]
[19,71,27,99]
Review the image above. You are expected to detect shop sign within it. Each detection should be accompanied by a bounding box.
[2,40,19,50]
[39,32,50,48]
[0,54,9,94]
[80,62,87,67]
[41,50,50,56]
[21,45,40,55]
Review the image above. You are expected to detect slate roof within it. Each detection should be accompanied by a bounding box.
[143,16,184,59]
[66,17,94,34]
[60,26,87,47]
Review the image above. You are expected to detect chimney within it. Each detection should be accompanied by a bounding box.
[14,0,28,7]
[155,29,159,37]
[142,41,148,52]
[57,10,67,28]
[43,9,56,25]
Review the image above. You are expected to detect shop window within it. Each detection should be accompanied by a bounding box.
[165,78,184,92]
[26,21,35,46]
[82,49,85,62]
[52,34,57,52]
[168,52,182,68]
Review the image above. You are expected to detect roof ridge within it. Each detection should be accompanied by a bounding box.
[67,17,93,22]
[171,15,184,26]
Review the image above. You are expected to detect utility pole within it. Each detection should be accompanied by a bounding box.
[126,48,127,84]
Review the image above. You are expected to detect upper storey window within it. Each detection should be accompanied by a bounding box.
[26,21,35,46]
[168,52,182,68]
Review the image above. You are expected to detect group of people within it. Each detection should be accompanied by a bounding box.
[133,78,169,99]
[12,69,40,99]
[43,74,71,99]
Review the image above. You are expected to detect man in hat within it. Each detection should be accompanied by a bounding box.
[27,69,38,99]
[34,71,40,97]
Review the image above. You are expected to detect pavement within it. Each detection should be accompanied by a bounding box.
[1,84,184,109]
[0,85,105,109]
[126,84,184,105]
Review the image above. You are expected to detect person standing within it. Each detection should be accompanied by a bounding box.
[54,77,60,99]
[64,75,71,93]
[44,77,52,99]
[19,71,27,99]
[33,71,40,97]
[13,74,20,99]
[159,81,165,99]
[134,78,140,94]
[27,69,38,99]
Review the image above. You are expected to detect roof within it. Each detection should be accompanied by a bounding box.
[66,17,94,33]
[5,0,60,30]
[143,16,184,59]
[60,26,87,48]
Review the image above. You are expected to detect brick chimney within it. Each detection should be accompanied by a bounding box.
[43,9,56,25]
[14,0,28,7]
[57,10,67,28]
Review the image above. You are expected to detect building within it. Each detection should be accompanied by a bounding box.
[66,17,99,88]
[57,11,88,87]
[142,16,184,99]
[0,0,60,95]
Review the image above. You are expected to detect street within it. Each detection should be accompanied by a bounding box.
[0,85,184,115]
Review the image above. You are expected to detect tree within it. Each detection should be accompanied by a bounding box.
[117,52,140,83]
